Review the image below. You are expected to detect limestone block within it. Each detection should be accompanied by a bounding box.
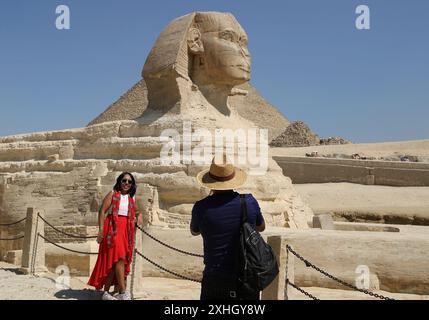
[168,204,194,215]
[20,208,48,275]
[89,241,99,276]
[128,222,144,296]
[108,159,186,175]
[59,145,74,160]
[118,120,161,138]
[365,174,375,185]
[74,137,164,160]
[82,121,122,140]
[89,162,108,177]
[47,154,59,162]
[0,140,77,162]
[273,229,429,294]
[139,227,204,280]
[45,242,93,276]
[5,249,22,266]
[298,270,380,291]
[44,225,89,244]
[140,172,204,206]
[90,198,100,212]
[313,214,335,230]
[261,236,288,300]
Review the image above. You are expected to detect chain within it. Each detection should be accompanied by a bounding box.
[135,249,202,283]
[286,279,319,300]
[38,233,98,255]
[136,225,204,258]
[38,213,97,239]
[286,245,394,300]
[0,217,26,227]
[0,235,24,241]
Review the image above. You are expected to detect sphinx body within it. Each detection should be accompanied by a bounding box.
[0,12,313,240]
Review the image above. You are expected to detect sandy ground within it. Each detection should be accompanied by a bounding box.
[294,182,429,219]
[271,139,429,159]
[290,287,429,300]
[0,261,201,300]
[294,182,429,227]
[1,261,428,300]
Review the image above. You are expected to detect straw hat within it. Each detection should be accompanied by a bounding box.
[196,154,247,190]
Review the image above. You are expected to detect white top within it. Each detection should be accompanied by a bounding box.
[118,194,129,216]
[114,193,136,217]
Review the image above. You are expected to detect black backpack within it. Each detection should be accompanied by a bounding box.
[237,194,279,293]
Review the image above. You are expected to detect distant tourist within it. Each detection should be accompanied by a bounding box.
[88,172,142,300]
[306,151,319,157]
[191,154,266,300]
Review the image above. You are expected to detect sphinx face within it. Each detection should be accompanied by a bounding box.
[194,14,252,86]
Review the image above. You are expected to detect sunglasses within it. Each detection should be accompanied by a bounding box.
[121,179,133,184]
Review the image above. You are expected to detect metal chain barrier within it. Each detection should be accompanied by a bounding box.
[0,217,26,241]
[286,245,394,300]
[286,279,319,300]
[37,213,97,239]
[38,233,98,255]
[0,217,26,227]
[136,225,204,258]
[135,249,202,283]
[0,235,24,241]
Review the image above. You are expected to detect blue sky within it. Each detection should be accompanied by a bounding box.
[0,0,428,143]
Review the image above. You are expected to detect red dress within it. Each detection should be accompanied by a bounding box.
[88,192,136,290]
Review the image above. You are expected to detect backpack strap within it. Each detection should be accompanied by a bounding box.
[240,194,248,224]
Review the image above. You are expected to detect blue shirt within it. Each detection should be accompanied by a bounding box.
[190,191,264,276]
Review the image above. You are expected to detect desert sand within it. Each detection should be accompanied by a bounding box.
[1,261,428,300]
[271,139,429,159]
[295,182,429,222]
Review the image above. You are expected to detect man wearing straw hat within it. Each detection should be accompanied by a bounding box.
[191,154,266,300]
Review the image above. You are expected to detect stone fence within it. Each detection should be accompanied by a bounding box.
[137,227,429,296]
[3,209,429,298]
[273,156,429,186]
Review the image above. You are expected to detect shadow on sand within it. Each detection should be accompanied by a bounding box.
[0,267,24,275]
[54,289,101,300]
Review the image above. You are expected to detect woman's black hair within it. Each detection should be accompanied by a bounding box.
[113,172,137,197]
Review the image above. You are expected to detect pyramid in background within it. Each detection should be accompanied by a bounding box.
[88,80,290,142]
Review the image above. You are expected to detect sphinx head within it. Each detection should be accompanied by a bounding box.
[142,12,251,112]
[188,12,251,86]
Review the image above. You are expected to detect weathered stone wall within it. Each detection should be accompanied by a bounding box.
[45,226,94,244]
[135,227,429,295]
[0,226,24,260]
[274,156,429,186]
[0,120,314,233]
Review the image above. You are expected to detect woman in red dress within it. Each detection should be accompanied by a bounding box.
[88,172,142,300]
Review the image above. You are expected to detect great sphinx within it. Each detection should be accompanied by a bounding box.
[0,12,313,244]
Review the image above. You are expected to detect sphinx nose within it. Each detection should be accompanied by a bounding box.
[241,45,250,57]
[240,46,251,66]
